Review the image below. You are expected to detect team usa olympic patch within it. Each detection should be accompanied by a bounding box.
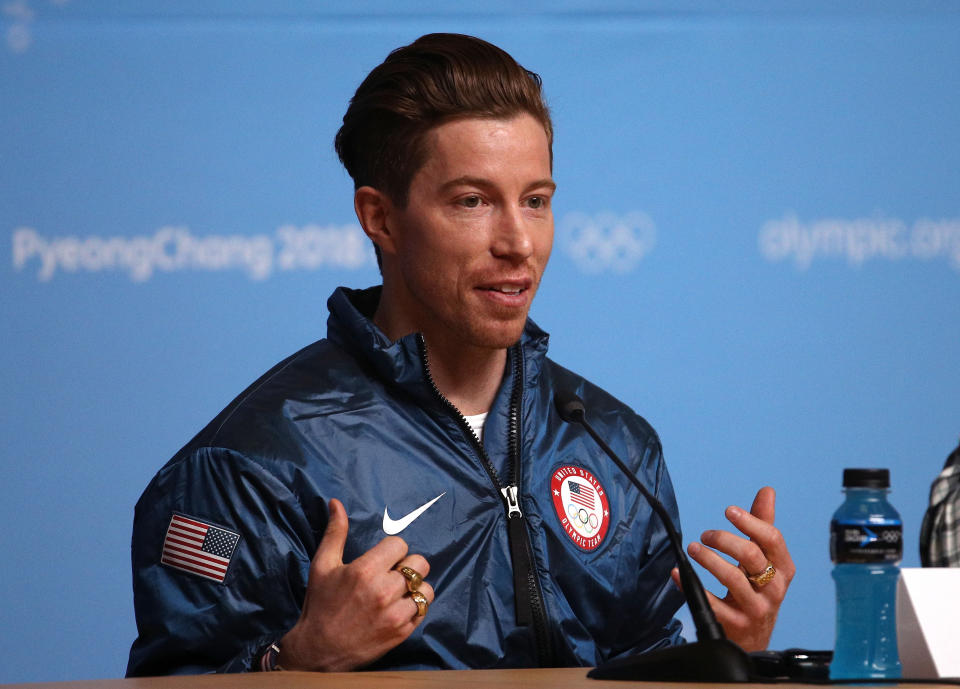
[551,465,610,551]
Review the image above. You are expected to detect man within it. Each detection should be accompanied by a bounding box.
[127,33,794,675]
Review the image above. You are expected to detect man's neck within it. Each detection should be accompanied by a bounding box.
[371,296,508,416]
[422,341,507,416]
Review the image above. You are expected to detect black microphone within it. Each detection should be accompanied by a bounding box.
[555,391,753,682]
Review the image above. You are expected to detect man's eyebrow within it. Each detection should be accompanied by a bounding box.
[438,176,493,193]
[439,176,557,193]
[527,178,557,194]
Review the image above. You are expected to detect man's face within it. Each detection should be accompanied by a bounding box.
[382,113,555,352]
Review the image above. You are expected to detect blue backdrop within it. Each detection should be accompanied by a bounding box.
[2,1,958,682]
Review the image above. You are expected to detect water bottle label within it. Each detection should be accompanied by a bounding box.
[830,520,902,562]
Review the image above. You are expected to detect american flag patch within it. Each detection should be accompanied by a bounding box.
[161,514,240,583]
[568,481,596,509]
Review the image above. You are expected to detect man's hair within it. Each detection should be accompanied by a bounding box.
[335,33,553,208]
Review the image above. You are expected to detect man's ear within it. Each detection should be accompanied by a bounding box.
[354,186,398,257]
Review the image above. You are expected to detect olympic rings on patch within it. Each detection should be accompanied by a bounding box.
[565,503,598,533]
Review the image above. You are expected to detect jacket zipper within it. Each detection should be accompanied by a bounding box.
[417,335,554,665]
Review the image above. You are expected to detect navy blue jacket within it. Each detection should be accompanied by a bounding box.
[127,286,684,675]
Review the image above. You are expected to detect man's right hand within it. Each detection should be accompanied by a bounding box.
[277,498,434,671]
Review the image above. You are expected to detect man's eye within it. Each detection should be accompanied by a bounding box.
[461,195,482,208]
[527,196,545,209]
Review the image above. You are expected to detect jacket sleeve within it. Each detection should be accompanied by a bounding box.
[606,432,688,661]
[126,447,320,676]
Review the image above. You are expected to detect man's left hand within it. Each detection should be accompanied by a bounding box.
[671,486,795,652]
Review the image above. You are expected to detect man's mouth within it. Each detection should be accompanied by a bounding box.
[478,276,533,295]
[483,284,525,296]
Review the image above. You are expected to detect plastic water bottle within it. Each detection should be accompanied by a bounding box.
[829,468,902,680]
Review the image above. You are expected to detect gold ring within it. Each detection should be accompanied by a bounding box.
[410,590,428,618]
[397,566,423,593]
[746,561,776,588]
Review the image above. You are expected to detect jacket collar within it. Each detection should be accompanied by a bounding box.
[325,285,550,398]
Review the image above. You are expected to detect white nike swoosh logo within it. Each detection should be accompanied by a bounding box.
[382,492,446,535]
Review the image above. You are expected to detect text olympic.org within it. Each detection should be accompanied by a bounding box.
[759,214,960,271]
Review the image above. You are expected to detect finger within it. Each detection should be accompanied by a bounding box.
[750,486,776,524]
[724,505,791,566]
[396,553,430,579]
[698,583,739,620]
[313,498,349,572]
[676,569,755,638]
[670,567,681,591]
[695,552,780,653]
[742,488,794,578]
[384,580,436,633]
[688,541,755,603]
[700,529,767,576]
[355,533,409,572]
[393,554,430,594]
[702,587,754,636]
[405,580,436,618]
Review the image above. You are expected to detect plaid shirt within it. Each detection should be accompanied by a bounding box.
[920,442,960,567]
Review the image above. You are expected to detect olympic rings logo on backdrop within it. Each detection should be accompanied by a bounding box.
[558,211,657,274]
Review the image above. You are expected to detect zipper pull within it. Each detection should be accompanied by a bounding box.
[502,484,533,626]
[501,485,523,519]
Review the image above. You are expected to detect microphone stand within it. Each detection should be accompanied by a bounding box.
[555,393,754,682]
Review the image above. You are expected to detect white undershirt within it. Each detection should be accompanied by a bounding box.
[464,412,488,442]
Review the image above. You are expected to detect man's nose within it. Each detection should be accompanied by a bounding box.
[491,207,534,261]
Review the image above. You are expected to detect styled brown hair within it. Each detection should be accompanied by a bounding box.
[335,33,553,208]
